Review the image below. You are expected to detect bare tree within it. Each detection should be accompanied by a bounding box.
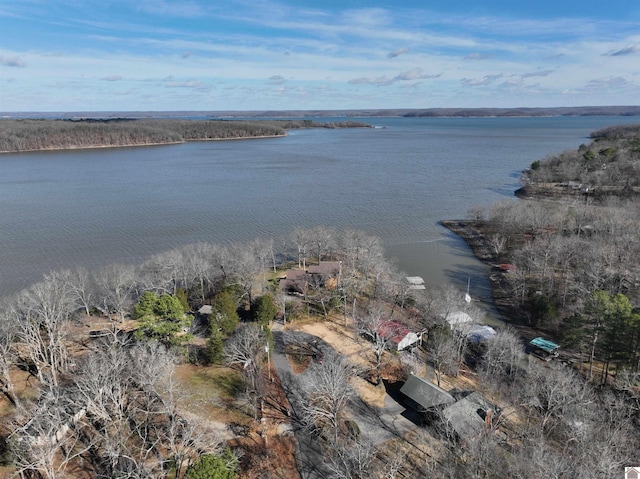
[94,263,136,322]
[308,225,336,263]
[478,326,525,386]
[62,266,95,317]
[291,227,312,270]
[226,242,262,309]
[324,435,377,479]
[138,248,183,295]
[13,272,75,389]
[427,327,461,387]
[488,233,507,259]
[224,323,269,419]
[357,302,392,383]
[299,349,355,442]
[10,388,92,479]
[0,301,21,407]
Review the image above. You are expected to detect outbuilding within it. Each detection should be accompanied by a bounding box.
[378,320,421,351]
[400,373,455,413]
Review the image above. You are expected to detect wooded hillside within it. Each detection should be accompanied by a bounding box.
[462,124,640,385]
[0,118,371,153]
[522,123,640,192]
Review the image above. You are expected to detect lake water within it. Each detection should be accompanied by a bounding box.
[1,116,638,316]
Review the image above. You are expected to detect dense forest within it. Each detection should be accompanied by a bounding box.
[0,119,370,152]
[0,124,639,478]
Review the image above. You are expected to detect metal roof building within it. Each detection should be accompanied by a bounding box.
[400,374,455,411]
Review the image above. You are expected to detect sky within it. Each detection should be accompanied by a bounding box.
[1,0,639,112]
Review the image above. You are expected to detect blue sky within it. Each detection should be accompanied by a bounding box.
[1,0,639,111]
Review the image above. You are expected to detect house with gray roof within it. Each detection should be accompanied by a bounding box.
[442,391,498,441]
[400,373,455,412]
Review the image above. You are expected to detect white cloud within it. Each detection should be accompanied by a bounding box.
[349,68,440,86]
[348,76,394,86]
[521,70,554,78]
[394,68,440,81]
[387,47,409,58]
[465,52,489,60]
[461,74,504,87]
[0,55,27,67]
[164,80,211,92]
[605,44,640,56]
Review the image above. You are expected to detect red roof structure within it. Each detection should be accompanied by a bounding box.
[377,320,420,350]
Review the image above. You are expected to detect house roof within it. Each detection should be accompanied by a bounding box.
[198,305,212,316]
[442,391,494,439]
[400,374,455,410]
[285,269,308,280]
[443,311,474,326]
[530,337,559,353]
[280,269,309,292]
[378,320,413,345]
[307,261,341,276]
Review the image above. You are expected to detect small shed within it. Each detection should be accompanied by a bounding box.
[400,374,455,412]
[197,305,212,317]
[443,311,474,328]
[378,321,420,351]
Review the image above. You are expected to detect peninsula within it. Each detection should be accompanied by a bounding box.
[0,118,371,153]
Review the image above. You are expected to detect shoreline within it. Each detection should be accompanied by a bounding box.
[440,220,517,323]
[0,133,287,154]
[441,219,568,345]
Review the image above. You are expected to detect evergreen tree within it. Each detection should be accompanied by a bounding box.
[209,291,240,336]
[251,294,278,328]
[207,328,225,364]
[185,449,237,479]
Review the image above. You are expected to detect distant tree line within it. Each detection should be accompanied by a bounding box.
[0,118,370,152]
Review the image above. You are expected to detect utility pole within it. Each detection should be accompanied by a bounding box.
[265,344,271,381]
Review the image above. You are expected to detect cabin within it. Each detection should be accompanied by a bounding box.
[280,261,341,294]
[377,320,420,351]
